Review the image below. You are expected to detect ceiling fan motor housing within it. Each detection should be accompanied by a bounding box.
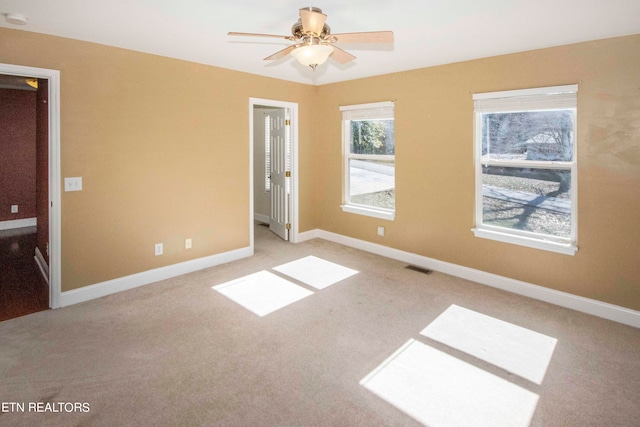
[291,21,330,39]
[292,6,331,39]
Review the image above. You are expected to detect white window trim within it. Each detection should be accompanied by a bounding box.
[340,101,395,221]
[472,85,578,255]
[472,227,577,255]
[341,204,395,220]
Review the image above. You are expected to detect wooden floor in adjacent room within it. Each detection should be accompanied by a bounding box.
[0,226,49,322]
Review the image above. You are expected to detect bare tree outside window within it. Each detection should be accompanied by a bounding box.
[479,109,575,239]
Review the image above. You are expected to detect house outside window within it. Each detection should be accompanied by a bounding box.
[340,101,395,220]
[472,85,578,255]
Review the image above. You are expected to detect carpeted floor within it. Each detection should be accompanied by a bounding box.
[0,223,639,426]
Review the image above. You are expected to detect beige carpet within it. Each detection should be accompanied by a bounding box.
[1,223,639,426]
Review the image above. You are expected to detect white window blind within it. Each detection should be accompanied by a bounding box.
[340,101,394,120]
[473,85,577,112]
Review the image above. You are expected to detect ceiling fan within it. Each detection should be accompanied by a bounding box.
[228,6,394,70]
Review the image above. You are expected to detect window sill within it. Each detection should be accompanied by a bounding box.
[341,204,395,221]
[472,227,577,256]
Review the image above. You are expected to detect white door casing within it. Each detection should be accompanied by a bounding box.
[249,97,298,251]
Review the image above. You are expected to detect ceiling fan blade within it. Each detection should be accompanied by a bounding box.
[228,32,292,40]
[299,8,327,35]
[330,46,356,64]
[332,31,394,44]
[264,45,297,61]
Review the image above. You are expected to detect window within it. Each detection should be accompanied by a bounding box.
[340,102,395,220]
[473,85,578,255]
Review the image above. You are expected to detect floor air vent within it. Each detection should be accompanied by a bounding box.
[406,265,433,274]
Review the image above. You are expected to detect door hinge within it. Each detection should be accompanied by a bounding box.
[285,119,290,126]
[285,171,291,177]
[285,223,291,230]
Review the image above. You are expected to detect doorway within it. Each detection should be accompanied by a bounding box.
[250,98,299,249]
[0,63,61,313]
[0,74,46,319]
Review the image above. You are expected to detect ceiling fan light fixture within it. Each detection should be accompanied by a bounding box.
[290,44,334,70]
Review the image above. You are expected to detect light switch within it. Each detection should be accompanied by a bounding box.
[64,177,83,192]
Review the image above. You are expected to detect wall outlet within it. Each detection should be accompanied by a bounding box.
[64,177,83,192]
[185,238,192,249]
[377,226,385,237]
[11,205,18,213]
[155,243,163,256]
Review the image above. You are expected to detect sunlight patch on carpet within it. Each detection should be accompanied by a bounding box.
[420,305,557,384]
[273,255,358,289]
[213,270,313,317]
[360,339,539,427]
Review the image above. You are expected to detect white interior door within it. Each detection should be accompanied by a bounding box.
[269,109,289,240]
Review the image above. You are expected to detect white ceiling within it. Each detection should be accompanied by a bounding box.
[1,0,639,86]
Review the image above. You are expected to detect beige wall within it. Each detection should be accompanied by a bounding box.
[1,27,638,312]
[0,28,317,291]
[313,35,640,311]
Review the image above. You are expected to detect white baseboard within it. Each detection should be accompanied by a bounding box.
[299,229,640,329]
[59,246,253,307]
[254,213,270,224]
[0,218,37,230]
[297,228,322,242]
[34,247,49,284]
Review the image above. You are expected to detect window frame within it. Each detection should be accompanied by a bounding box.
[472,85,578,255]
[340,101,395,221]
